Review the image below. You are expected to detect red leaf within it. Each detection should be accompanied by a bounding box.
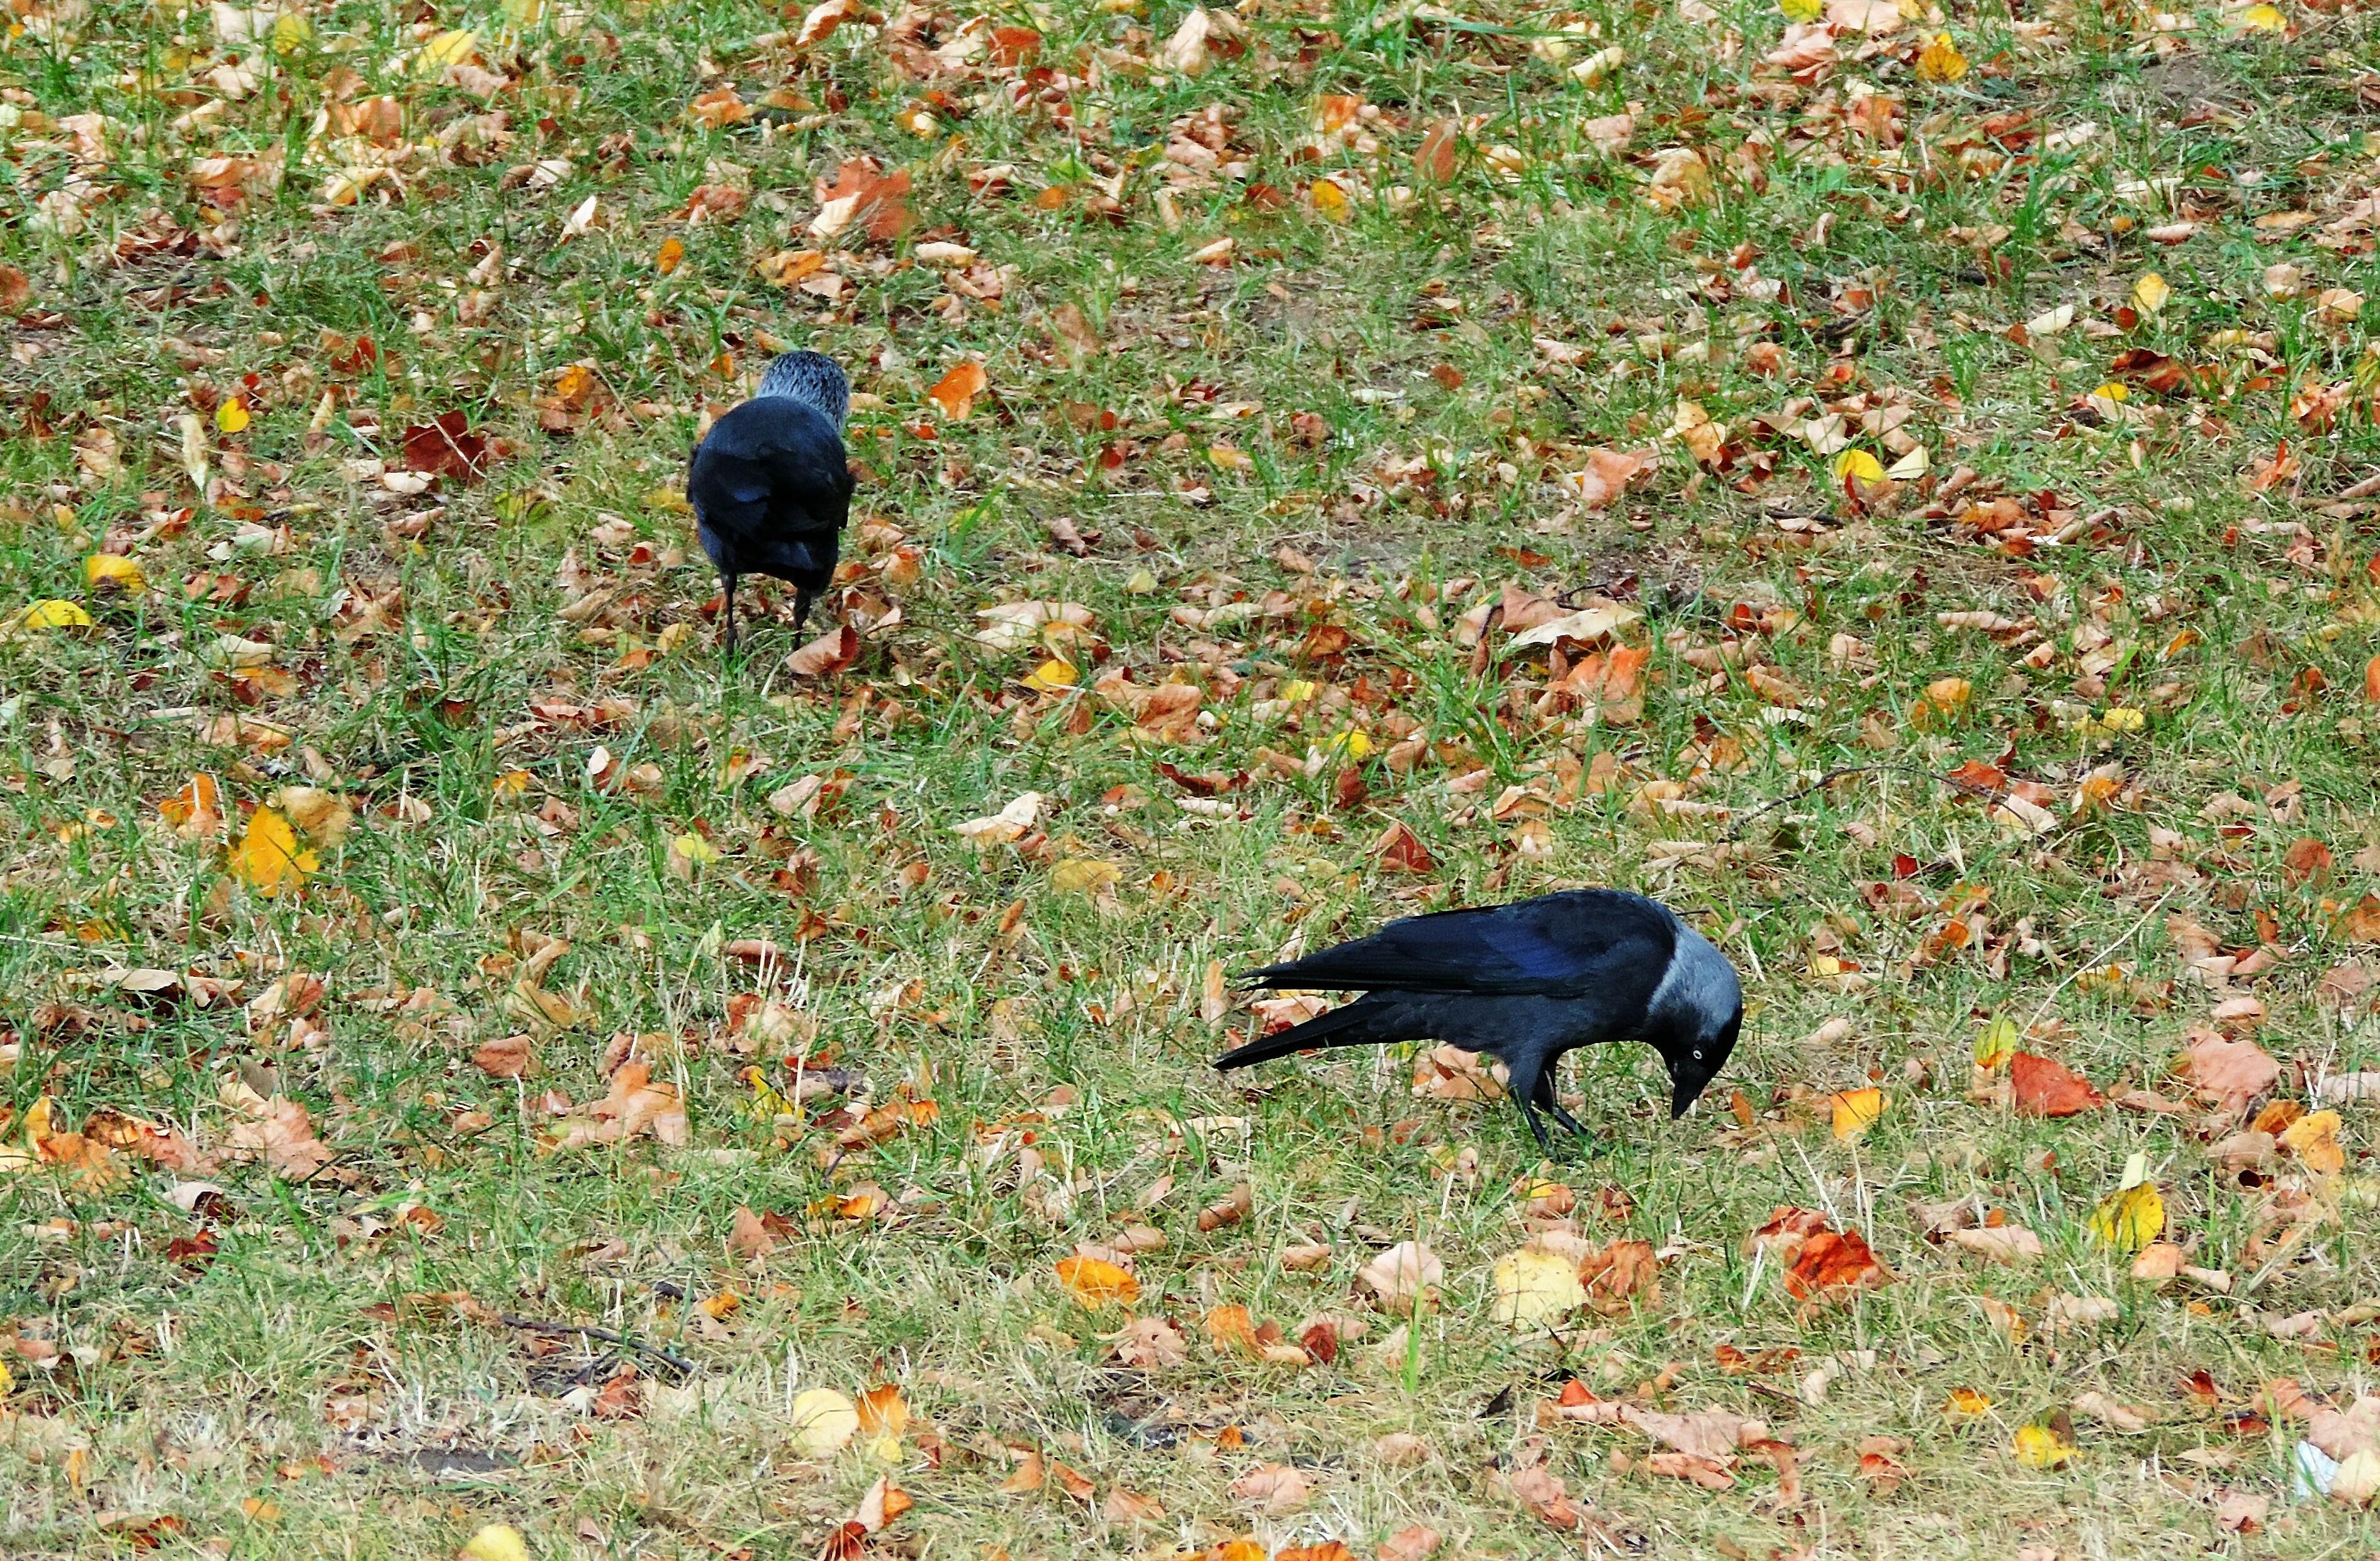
[1373,820,1436,874]
[398,411,491,480]
[2009,1052,2104,1117]
[785,624,860,677]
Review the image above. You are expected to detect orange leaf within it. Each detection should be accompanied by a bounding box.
[1415,119,1461,182]
[2365,652,2380,704]
[926,361,988,419]
[158,772,227,838]
[1783,1224,1890,1299]
[2284,837,2333,886]
[655,237,685,274]
[1055,1254,1139,1309]
[2009,1052,2104,1117]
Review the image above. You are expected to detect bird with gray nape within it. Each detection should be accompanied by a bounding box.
[685,349,856,658]
[1215,888,1744,1151]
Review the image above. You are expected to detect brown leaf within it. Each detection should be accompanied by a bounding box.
[471,1034,536,1079]
[1415,119,1461,183]
[1644,1450,1735,1489]
[1103,1487,1165,1524]
[2179,1030,2279,1107]
[1111,1315,1187,1369]
[1380,1527,1444,1561]
[1229,1462,1311,1511]
[1198,1181,1254,1231]
[0,263,30,313]
[1373,819,1437,874]
[2285,837,2334,886]
[398,412,492,481]
[1505,1463,1582,1529]
[812,158,912,244]
[785,624,860,677]
[1579,1237,1661,1312]
[2009,1052,2104,1117]
[1356,1240,1443,1314]
[729,1204,792,1258]
[997,1449,1045,1494]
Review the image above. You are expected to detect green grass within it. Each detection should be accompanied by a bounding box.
[5,0,2380,1553]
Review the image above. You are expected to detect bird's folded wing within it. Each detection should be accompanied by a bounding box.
[1243,895,1669,996]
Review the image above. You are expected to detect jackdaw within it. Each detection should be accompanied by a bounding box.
[686,349,855,657]
[1215,888,1743,1150]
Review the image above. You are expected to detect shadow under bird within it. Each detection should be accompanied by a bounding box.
[685,349,856,657]
[1214,888,1743,1151]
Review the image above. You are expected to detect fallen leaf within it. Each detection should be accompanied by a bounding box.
[1784,1225,1891,1299]
[1357,1240,1444,1314]
[1946,1224,2044,1264]
[227,807,318,897]
[2013,1421,2074,1468]
[461,1525,532,1561]
[2179,1032,2278,1107]
[1490,1248,1588,1327]
[1230,1462,1312,1511]
[2087,1183,2164,1252]
[785,624,860,677]
[789,1387,860,1457]
[2009,1052,2104,1116]
[398,411,491,480]
[1829,1087,1887,1139]
[2281,1110,2346,1175]
[1915,31,1968,81]
[953,791,1043,846]
[1056,1254,1140,1309]
[926,361,989,419]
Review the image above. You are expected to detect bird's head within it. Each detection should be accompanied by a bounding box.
[1647,922,1744,1119]
[1665,1003,1741,1119]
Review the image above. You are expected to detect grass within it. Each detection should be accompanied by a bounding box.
[4,0,2380,1552]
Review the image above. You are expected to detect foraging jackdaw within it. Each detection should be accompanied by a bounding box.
[686,349,855,657]
[1215,888,1743,1150]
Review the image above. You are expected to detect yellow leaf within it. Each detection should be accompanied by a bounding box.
[1973,1014,2019,1069]
[227,806,318,898]
[1829,1087,1887,1140]
[461,1525,533,1561]
[1279,678,1318,702]
[1945,1387,1992,1416]
[2091,381,2130,402]
[501,0,546,25]
[2131,271,2170,315]
[7,598,94,634]
[1050,856,1122,893]
[1023,658,1078,692]
[1327,728,1375,760]
[789,1387,860,1457]
[670,832,722,866]
[2237,2,2284,27]
[1915,32,1968,81]
[2281,1108,2346,1175]
[1056,1254,1140,1309]
[2013,1423,2075,1468]
[84,554,145,594]
[1779,0,1822,20]
[270,10,312,52]
[2099,706,2146,734]
[215,397,249,434]
[1490,1248,1588,1327]
[1831,448,1887,485]
[1310,178,1349,220]
[415,27,478,77]
[2086,1183,2164,1253]
[493,770,533,799]
[656,237,685,275]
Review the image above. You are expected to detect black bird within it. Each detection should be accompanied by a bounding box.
[1215,889,1743,1151]
[686,349,855,657]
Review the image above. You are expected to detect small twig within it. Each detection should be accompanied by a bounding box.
[497,1313,696,1378]
[1722,763,2014,842]
[2018,886,2179,1036]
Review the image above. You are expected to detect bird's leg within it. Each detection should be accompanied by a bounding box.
[1533,1069,1597,1147]
[721,573,739,659]
[1507,1057,1557,1155]
[791,586,814,633]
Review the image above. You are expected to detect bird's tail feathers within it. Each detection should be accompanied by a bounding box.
[1213,997,1416,1071]
[757,350,851,431]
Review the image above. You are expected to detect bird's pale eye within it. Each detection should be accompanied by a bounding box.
[1692,1049,1704,1060]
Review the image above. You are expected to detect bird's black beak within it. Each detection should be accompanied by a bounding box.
[1668,1069,1707,1120]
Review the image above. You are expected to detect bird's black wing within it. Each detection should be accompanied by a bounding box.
[688,400,853,577]
[1242,889,1675,997]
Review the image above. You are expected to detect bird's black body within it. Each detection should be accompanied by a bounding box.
[1215,889,1743,1151]
[687,350,855,657]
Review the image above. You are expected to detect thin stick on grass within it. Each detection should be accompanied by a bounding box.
[498,1313,697,1378]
